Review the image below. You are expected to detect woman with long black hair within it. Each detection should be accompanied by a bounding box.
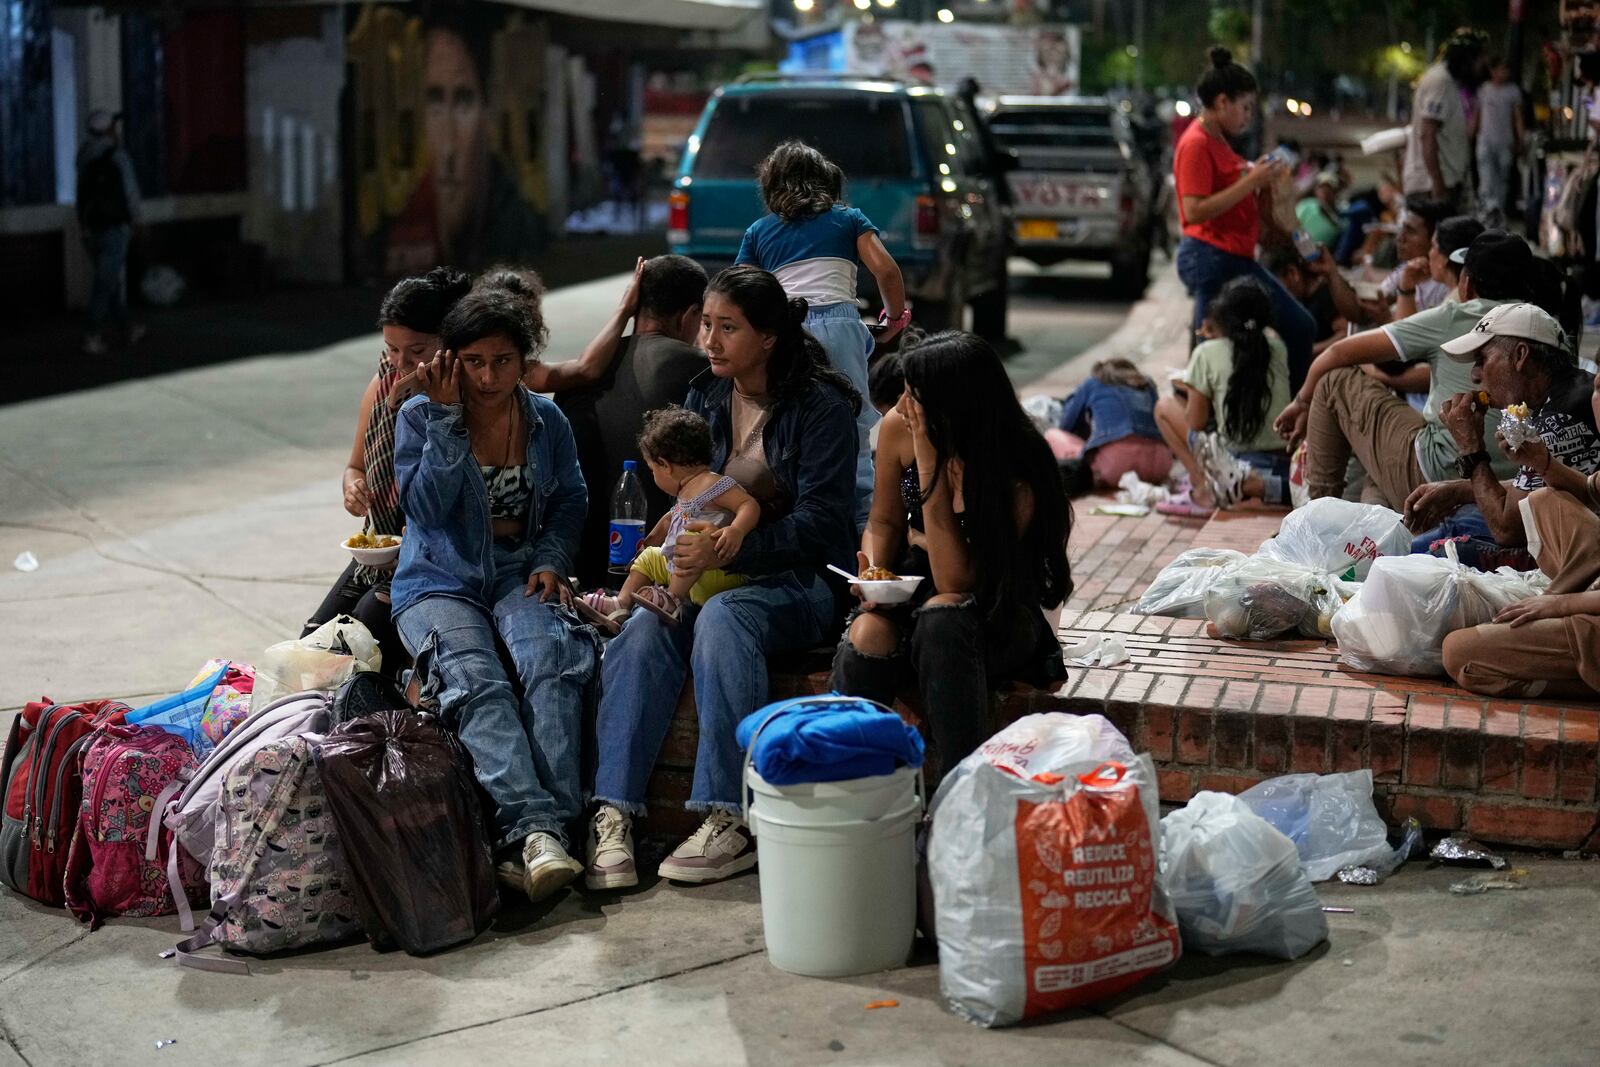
[1154,277,1293,515]
[830,331,1072,777]
[585,265,860,890]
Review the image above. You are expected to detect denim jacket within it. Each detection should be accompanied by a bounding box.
[390,386,588,617]
[1058,378,1161,452]
[686,370,857,594]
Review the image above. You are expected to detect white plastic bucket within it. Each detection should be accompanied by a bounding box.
[740,699,925,977]
[750,798,921,977]
[746,765,918,825]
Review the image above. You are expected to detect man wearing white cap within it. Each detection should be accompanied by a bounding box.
[75,109,142,355]
[1431,302,1600,697]
[1414,303,1600,697]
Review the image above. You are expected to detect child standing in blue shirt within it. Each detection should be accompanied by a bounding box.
[736,141,908,527]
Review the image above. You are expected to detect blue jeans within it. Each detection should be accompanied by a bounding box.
[86,224,130,334]
[395,544,599,851]
[1237,450,1292,506]
[592,572,835,815]
[805,303,877,529]
[1175,236,1317,395]
[1407,504,1535,570]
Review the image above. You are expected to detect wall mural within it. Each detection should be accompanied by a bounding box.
[346,3,550,279]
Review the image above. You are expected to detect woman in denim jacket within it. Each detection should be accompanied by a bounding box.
[585,266,860,891]
[391,282,598,904]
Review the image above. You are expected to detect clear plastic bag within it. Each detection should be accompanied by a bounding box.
[1256,497,1410,581]
[1203,556,1343,640]
[1159,792,1328,959]
[1237,770,1393,882]
[1331,542,1548,676]
[252,615,381,713]
[1136,548,1248,619]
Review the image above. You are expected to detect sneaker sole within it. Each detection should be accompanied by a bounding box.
[658,851,757,885]
[585,868,640,891]
[523,861,582,903]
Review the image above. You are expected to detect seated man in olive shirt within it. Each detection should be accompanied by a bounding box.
[526,254,708,587]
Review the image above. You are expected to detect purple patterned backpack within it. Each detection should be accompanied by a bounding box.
[172,735,363,972]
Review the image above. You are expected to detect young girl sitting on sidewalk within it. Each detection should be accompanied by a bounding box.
[1155,278,1293,516]
[736,140,908,527]
[1047,358,1175,496]
[578,407,760,632]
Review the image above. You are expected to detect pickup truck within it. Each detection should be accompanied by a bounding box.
[983,96,1156,297]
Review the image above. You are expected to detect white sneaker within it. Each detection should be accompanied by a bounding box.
[657,810,757,884]
[521,831,582,903]
[585,805,638,890]
[1193,432,1251,509]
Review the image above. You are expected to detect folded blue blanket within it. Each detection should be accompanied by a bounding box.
[737,695,925,786]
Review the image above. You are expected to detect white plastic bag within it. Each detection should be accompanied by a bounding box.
[929,714,1180,1027]
[1022,394,1063,435]
[1256,497,1410,581]
[250,615,380,713]
[1203,556,1343,640]
[1331,542,1549,676]
[1159,792,1328,959]
[1136,548,1247,619]
[1237,770,1392,882]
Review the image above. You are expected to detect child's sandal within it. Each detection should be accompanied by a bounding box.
[573,591,626,636]
[632,586,684,626]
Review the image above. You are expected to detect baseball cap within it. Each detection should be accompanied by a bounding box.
[1440,302,1567,361]
[86,109,120,136]
[1450,228,1530,269]
[1436,215,1485,262]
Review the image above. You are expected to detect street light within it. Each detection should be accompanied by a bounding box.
[854,0,871,8]
[1300,102,1313,117]
[876,0,896,7]
[793,0,813,9]
[1285,98,1299,114]
[936,7,955,21]
[1174,100,1192,117]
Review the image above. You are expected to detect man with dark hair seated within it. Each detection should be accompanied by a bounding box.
[1430,304,1600,697]
[1274,230,1532,514]
[1262,244,1366,354]
[1378,196,1454,318]
[526,254,709,586]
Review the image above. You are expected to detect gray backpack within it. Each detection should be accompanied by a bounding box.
[171,734,362,973]
[158,691,334,932]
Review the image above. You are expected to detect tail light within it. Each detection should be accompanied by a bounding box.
[668,190,690,246]
[1120,190,1137,224]
[914,194,940,249]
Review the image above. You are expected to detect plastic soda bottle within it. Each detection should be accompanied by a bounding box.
[608,460,648,576]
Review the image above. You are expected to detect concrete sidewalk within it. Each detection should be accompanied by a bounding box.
[0,852,1594,1066]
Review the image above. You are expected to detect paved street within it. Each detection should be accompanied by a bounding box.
[3,263,1597,1067]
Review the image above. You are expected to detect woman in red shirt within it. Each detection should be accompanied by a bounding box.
[1174,47,1317,392]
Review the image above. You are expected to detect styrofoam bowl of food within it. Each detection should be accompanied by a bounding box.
[854,570,924,604]
[343,532,402,566]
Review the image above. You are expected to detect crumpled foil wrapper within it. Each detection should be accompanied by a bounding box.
[1430,834,1507,869]
[1499,413,1540,451]
[1336,866,1380,885]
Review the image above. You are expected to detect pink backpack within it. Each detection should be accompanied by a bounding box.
[64,724,205,928]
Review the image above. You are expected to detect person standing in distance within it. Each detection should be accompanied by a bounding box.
[76,110,143,356]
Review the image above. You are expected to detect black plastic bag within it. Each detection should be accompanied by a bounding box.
[315,710,499,955]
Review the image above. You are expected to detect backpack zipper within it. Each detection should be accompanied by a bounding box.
[30,709,80,847]
[45,732,98,853]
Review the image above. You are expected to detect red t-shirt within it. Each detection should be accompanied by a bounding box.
[1173,120,1258,259]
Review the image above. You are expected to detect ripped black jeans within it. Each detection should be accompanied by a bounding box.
[829,591,1064,778]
